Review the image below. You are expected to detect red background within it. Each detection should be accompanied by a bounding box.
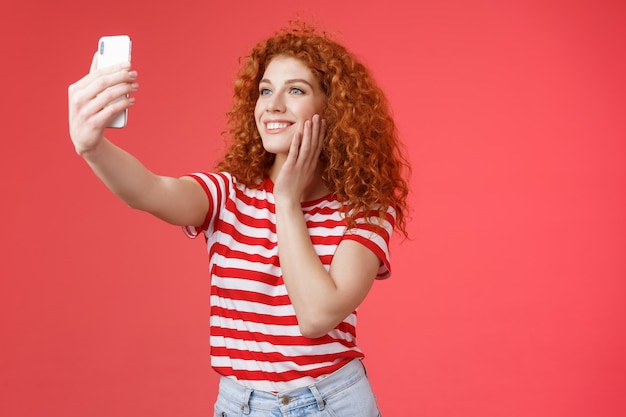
[1,0,625,416]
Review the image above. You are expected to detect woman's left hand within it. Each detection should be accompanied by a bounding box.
[273,114,326,204]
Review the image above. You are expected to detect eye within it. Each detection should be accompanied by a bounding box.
[289,87,304,95]
[259,88,272,96]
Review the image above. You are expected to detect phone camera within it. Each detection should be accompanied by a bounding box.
[99,41,104,55]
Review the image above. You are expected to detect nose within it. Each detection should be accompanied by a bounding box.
[267,94,285,112]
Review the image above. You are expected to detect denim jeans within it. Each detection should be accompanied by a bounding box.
[213,359,382,416]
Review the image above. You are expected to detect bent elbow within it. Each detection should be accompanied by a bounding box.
[299,325,329,339]
[297,316,336,339]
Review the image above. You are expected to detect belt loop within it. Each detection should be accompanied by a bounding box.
[308,384,326,411]
[241,387,252,414]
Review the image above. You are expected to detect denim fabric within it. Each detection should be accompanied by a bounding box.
[213,359,381,417]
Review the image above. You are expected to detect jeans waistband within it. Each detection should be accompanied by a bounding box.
[218,359,367,413]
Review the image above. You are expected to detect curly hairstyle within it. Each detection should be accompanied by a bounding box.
[216,22,411,237]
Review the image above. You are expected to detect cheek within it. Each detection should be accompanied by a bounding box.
[317,98,327,115]
[254,103,263,129]
[311,99,326,117]
[297,103,322,120]
[254,101,262,119]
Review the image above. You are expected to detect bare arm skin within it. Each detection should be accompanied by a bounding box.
[68,53,208,227]
[273,116,380,338]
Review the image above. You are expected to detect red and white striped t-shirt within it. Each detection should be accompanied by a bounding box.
[183,172,394,392]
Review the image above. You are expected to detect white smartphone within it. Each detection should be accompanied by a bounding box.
[96,35,132,128]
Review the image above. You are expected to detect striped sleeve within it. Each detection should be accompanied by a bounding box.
[343,206,396,279]
[182,172,231,238]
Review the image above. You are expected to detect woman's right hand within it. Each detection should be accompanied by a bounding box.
[68,52,138,156]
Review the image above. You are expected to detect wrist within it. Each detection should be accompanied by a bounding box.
[76,136,107,159]
[273,194,302,212]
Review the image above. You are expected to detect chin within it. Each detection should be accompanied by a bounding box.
[261,139,291,155]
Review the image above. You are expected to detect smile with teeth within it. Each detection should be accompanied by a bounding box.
[266,122,291,131]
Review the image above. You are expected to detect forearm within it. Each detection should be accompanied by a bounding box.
[80,137,164,212]
[275,201,343,337]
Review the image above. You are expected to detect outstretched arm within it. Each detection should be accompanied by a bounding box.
[68,53,208,227]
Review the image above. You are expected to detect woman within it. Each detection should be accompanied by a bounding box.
[68,22,409,417]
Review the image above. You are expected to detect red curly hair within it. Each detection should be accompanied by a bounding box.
[216,22,411,237]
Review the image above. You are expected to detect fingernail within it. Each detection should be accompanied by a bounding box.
[129,70,138,79]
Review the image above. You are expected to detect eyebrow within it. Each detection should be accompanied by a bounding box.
[259,78,315,89]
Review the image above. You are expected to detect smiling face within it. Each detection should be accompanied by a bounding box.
[254,55,327,157]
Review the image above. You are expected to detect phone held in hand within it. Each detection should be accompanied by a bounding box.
[96,35,132,128]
